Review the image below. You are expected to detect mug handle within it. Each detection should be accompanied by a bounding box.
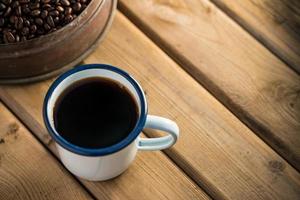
[137,115,179,151]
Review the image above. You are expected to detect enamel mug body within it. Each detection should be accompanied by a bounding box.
[43,64,179,181]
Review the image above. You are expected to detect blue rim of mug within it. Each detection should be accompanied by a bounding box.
[43,64,148,156]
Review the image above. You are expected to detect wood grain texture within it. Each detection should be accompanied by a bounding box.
[118,0,300,170]
[0,94,210,200]
[210,0,300,74]
[0,61,208,199]
[84,13,300,199]
[1,11,300,200]
[0,103,92,200]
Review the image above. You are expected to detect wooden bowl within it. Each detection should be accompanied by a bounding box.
[0,0,117,84]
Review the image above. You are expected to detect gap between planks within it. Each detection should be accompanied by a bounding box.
[209,0,300,75]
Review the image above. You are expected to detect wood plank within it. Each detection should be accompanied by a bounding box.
[118,0,300,169]
[0,102,92,200]
[1,12,300,199]
[210,0,300,73]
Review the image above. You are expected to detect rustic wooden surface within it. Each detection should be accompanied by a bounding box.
[0,14,213,199]
[0,80,210,200]
[0,102,93,200]
[0,1,300,200]
[210,0,300,74]
[118,0,300,170]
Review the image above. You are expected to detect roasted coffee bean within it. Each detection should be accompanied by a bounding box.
[40,9,48,18]
[60,0,69,6]
[49,10,58,16]
[30,24,37,33]
[53,16,59,23]
[41,0,51,3]
[42,3,51,9]
[9,15,16,24]
[29,2,40,10]
[46,15,55,27]
[12,1,20,8]
[23,19,30,26]
[3,31,15,43]
[4,6,12,17]
[15,17,23,29]
[30,9,41,16]
[0,0,90,43]
[15,5,21,15]
[64,6,71,15]
[21,26,29,35]
[22,6,30,14]
[56,5,63,12]
[35,17,43,25]
[64,13,72,23]
[43,22,50,30]
[46,6,54,11]
[72,2,81,12]
[0,3,6,11]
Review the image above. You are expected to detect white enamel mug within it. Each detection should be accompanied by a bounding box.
[43,64,179,181]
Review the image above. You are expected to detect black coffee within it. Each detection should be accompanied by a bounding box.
[54,77,139,149]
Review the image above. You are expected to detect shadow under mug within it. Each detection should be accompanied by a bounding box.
[43,64,179,181]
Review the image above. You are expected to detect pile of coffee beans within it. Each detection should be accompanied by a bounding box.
[0,0,90,44]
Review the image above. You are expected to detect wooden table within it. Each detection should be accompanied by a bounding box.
[0,1,299,199]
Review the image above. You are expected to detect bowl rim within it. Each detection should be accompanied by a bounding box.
[0,0,117,83]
